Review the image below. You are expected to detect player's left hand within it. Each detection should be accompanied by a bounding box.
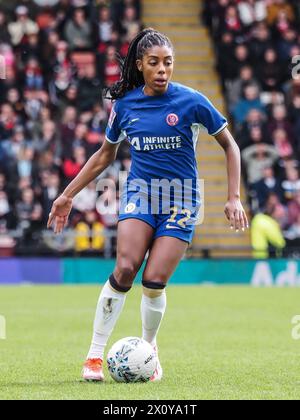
[224,198,249,232]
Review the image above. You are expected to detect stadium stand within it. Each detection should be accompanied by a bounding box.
[0,0,141,256]
[1,0,299,259]
[202,0,300,258]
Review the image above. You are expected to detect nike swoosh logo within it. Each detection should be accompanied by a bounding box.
[166,224,182,230]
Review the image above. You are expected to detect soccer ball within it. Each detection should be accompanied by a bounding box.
[107,337,157,383]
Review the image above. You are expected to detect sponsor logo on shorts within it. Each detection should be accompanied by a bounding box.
[125,203,136,214]
[166,113,179,126]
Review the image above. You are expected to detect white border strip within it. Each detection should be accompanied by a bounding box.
[105,132,126,144]
[211,122,228,136]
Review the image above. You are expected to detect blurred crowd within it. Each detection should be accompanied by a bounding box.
[203,0,300,257]
[2,0,299,259]
[0,0,141,255]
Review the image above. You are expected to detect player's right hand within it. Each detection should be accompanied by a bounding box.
[224,198,249,232]
[47,195,73,234]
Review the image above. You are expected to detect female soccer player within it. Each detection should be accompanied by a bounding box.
[47,28,248,382]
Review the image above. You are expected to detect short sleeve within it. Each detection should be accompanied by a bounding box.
[195,92,228,136]
[105,101,127,144]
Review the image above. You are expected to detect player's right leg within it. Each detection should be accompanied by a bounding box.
[83,219,154,381]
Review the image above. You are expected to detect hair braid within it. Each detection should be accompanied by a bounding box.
[104,28,173,100]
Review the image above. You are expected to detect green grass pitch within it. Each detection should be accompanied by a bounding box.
[0,285,300,400]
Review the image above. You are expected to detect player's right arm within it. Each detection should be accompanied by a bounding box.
[47,140,119,234]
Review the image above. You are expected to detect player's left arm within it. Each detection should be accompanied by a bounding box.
[214,127,249,232]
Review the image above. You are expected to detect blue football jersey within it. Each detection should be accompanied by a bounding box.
[106,82,227,215]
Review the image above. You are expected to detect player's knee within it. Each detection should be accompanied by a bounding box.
[143,267,170,286]
[114,259,139,289]
[109,273,132,293]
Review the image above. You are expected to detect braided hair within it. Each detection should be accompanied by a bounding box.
[104,28,174,100]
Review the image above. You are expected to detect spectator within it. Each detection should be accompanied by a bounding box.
[284,213,300,249]
[64,8,93,51]
[233,84,265,125]
[242,143,279,184]
[251,167,284,211]
[121,5,141,38]
[287,190,300,226]
[282,166,300,200]
[237,0,267,27]
[272,128,294,159]
[23,89,50,122]
[89,103,107,135]
[268,104,294,143]
[265,192,288,228]
[16,146,36,179]
[277,28,298,61]
[0,191,12,229]
[24,57,44,91]
[73,181,98,214]
[41,170,61,224]
[15,187,43,237]
[267,0,295,26]
[74,210,105,253]
[34,120,61,164]
[239,125,272,152]
[257,48,285,91]
[251,194,287,259]
[63,146,86,183]
[0,9,12,44]
[20,33,41,65]
[0,45,17,104]
[73,122,88,148]
[1,125,26,164]
[216,32,236,86]
[230,44,252,81]
[273,8,294,37]
[103,45,121,87]
[240,108,267,133]
[0,103,19,140]
[77,64,102,112]
[228,66,260,111]
[8,5,39,46]
[59,106,77,158]
[285,78,300,106]
[250,22,273,61]
[97,6,114,44]
[58,84,79,113]
[6,88,25,119]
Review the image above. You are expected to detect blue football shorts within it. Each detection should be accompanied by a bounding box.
[118,190,198,244]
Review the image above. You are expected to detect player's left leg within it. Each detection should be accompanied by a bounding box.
[141,236,188,381]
